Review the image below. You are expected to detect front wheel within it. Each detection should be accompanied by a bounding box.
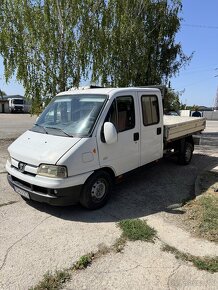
[80,171,112,209]
[178,141,194,165]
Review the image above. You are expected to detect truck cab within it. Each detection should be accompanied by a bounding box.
[9,98,24,113]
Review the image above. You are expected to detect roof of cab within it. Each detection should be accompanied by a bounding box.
[57,87,161,98]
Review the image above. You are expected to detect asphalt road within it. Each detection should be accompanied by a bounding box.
[204,120,218,133]
[0,113,37,139]
[0,114,218,289]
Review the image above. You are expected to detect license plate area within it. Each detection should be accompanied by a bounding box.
[14,186,30,199]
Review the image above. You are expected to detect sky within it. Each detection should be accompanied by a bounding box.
[0,0,218,107]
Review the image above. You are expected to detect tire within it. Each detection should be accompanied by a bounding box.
[178,141,194,165]
[80,171,112,209]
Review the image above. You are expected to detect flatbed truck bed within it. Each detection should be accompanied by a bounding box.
[164,116,206,142]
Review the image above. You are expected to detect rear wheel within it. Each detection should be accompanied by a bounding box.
[178,141,194,165]
[80,171,112,209]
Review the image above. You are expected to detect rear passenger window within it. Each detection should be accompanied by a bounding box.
[105,96,135,132]
[141,95,159,126]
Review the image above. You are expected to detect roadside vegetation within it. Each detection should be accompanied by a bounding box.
[183,171,218,242]
[29,270,71,290]
[118,219,157,242]
[162,244,218,273]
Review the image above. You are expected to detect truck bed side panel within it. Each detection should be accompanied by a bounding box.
[163,116,206,141]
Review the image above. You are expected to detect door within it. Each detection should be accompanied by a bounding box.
[138,92,163,165]
[2,104,5,113]
[97,93,140,176]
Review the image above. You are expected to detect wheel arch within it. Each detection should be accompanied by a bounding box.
[185,135,194,147]
[95,167,116,182]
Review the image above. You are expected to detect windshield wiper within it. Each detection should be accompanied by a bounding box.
[34,124,48,134]
[44,126,73,137]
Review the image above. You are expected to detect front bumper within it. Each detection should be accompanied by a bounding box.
[7,174,82,206]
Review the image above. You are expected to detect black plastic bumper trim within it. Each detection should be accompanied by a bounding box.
[7,174,82,206]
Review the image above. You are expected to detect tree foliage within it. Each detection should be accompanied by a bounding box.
[164,88,180,111]
[0,0,192,104]
[0,89,7,98]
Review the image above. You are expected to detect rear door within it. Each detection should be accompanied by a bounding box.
[138,91,163,165]
[97,92,140,176]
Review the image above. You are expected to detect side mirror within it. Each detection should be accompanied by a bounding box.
[104,122,118,144]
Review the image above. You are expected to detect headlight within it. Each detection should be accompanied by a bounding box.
[7,152,12,164]
[37,164,68,178]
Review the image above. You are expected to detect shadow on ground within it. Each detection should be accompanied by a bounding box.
[26,151,218,223]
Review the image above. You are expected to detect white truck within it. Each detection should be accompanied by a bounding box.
[6,87,206,209]
[8,98,24,113]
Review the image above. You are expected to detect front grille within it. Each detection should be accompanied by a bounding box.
[11,165,36,177]
[11,175,55,196]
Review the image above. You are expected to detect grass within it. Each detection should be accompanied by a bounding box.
[199,196,218,237]
[118,219,156,242]
[29,269,71,290]
[182,170,218,242]
[72,253,94,270]
[162,244,218,273]
[184,194,218,242]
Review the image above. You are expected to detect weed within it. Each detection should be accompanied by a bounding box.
[118,219,156,242]
[113,236,127,252]
[192,257,218,273]
[72,253,94,270]
[162,244,218,273]
[29,269,70,290]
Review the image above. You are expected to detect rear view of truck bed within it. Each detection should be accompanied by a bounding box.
[163,116,206,141]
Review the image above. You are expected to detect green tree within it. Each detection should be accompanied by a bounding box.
[0,89,6,99]
[0,0,86,99]
[0,0,192,106]
[90,0,192,87]
[164,88,180,111]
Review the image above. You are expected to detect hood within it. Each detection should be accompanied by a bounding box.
[8,130,81,166]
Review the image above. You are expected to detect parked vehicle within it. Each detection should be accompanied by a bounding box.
[6,87,206,209]
[8,98,24,113]
[164,111,179,116]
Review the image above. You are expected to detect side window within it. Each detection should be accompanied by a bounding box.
[141,95,159,126]
[105,96,135,132]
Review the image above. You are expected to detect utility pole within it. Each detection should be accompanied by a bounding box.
[214,86,218,111]
[215,73,218,111]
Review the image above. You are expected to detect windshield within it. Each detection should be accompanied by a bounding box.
[32,94,107,137]
[13,99,24,104]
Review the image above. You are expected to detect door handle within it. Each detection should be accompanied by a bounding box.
[134,132,139,141]
[157,127,162,135]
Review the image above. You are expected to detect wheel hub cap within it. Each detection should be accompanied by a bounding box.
[91,180,106,199]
